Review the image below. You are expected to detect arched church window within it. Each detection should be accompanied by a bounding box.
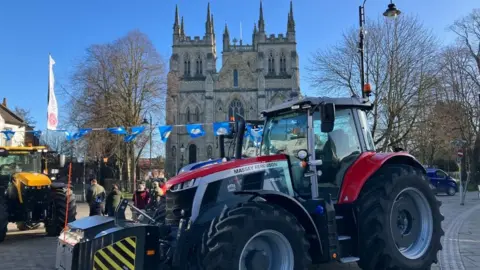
[268,52,275,74]
[172,146,176,158]
[228,99,244,121]
[184,55,191,76]
[195,107,200,122]
[186,107,191,123]
[207,145,213,159]
[233,69,239,87]
[196,55,203,75]
[280,52,287,73]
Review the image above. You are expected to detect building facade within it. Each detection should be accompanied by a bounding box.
[0,98,27,147]
[165,2,301,176]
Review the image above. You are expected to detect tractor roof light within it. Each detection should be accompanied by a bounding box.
[363,83,372,97]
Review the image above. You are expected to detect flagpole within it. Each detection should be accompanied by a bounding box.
[46,53,50,147]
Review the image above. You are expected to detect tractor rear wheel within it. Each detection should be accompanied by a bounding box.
[45,187,77,236]
[202,201,311,270]
[356,165,443,270]
[0,194,7,243]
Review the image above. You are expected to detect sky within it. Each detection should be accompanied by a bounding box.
[0,0,478,131]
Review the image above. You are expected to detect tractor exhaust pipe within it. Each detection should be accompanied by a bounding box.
[219,135,225,158]
[235,114,245,159]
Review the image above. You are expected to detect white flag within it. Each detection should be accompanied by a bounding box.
[47,55,58,130]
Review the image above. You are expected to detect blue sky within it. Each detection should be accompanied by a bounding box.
[0,0,477,131]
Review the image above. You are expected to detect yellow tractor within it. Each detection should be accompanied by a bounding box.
[0,146,77,243]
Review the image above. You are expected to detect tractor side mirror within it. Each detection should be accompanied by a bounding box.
[59,154,66,167]
[0,148,8,157]
[321,103,335,133]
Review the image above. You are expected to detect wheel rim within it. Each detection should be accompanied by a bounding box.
[239,229,294,270]
[448,187,455,195]
[390,187,433,260]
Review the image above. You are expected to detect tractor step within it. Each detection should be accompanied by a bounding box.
[339,256,360,263]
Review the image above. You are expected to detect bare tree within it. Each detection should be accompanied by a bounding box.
[13,107,37,127]
[308,15,439,151]
[67,30,167,190]
[438,9,480,183]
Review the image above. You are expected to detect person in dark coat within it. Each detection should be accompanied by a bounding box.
[86,178,106,216]
[132,181,150,220]
[105,184,123,217]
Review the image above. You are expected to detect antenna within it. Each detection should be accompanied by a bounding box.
[240,22,243,43]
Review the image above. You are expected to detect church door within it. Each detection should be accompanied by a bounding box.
[189,144,197,164]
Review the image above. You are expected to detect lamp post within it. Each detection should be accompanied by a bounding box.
[180,144,185,168]
[359,0,401,99]
[142,114,152,177]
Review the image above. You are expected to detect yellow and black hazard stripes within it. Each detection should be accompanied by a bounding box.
[93,236,137,270]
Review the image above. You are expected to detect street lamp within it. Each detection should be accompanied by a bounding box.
[383,1,401,18]
[359,0,401,99]
[180,144,185,168]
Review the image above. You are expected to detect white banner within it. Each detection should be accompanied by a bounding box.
[47,54,58,130]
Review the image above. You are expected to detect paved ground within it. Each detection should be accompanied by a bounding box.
[0,193,479,270]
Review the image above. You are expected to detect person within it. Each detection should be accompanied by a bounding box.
[148,181,164,209]
[86,178,106,216]
[105,184,123,217]
[132,181,150,220]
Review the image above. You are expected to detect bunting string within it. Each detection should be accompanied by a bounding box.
[0,121,264,144]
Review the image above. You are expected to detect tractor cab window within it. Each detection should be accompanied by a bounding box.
[261,112,310,194]
[313,109,361,190]
[0,152,41,175]
[359,110,375,151]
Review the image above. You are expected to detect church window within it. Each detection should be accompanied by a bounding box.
[228,99,244,121]
[268,52,275,74]
[207,145,213,159]
[280,53,287,73]
[233,69,239,87]
[172,146,176,158]
[186,107,191,122]
[184,55,191,76]
[196,55,203,75]
[195,107,200,122]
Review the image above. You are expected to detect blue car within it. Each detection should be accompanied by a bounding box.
[426,168,459,196]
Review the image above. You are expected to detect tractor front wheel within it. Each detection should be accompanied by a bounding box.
[0,194,7,243]
[45,188,77,236]
[202,201,311,270]
[356,165,444,270]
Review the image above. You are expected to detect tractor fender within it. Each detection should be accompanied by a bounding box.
[338,151,425,204]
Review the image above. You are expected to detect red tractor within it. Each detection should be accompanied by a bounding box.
[56,96,443,270]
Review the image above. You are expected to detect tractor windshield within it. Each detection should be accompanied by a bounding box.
[0,151,42,175]
[261,111,308,156]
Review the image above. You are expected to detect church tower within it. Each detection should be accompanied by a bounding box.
[165,1,300,177]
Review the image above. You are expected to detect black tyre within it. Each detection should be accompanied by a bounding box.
[356,165,444,270]
[45,187,77,236]
[202,201,311,270]
[0,194,7,243]
[447,186,456,196]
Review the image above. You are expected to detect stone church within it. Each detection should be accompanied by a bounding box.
[165,1,301,176]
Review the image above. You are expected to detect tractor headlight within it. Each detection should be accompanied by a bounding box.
[183,179,196,189]
[170,179,197,192]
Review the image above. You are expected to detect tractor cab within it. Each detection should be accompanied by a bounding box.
[260,96,375,201]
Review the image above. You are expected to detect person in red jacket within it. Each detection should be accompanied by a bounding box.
[132,181,150,220]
